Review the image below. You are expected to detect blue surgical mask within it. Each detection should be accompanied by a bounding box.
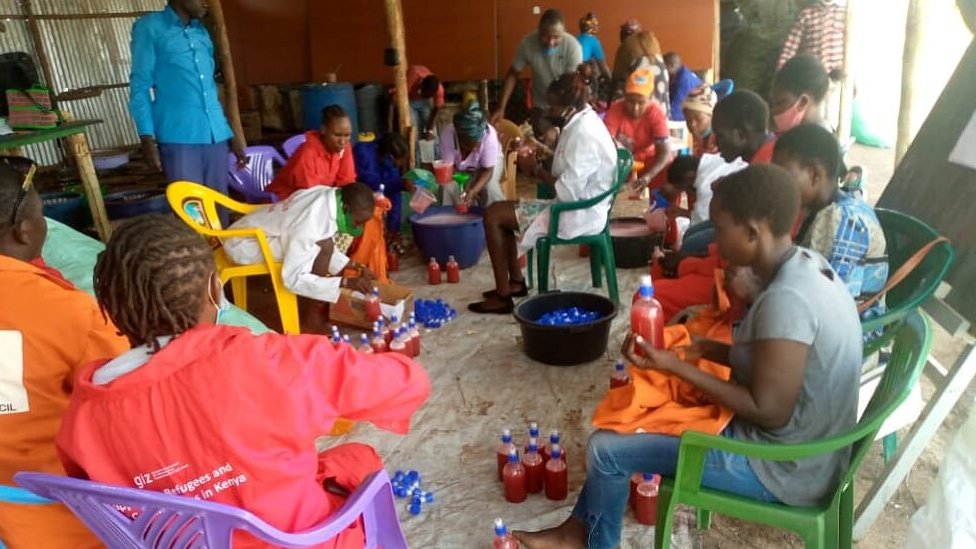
[209,275,231,324]
[544,46,558,57]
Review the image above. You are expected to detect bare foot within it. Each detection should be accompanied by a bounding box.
[514,517,587,549]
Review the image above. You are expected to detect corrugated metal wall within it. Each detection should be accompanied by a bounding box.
[0,0,164,165]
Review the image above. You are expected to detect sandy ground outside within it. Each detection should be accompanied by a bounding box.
[240,143,973,548]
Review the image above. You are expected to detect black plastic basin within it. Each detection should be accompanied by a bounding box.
[513,292,618,366]
[610,217,663,269]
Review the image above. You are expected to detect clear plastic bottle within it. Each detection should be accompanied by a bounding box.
[342,334,352,346]
[357,334,374,354]
[502,448,527,503]
[610,360,630,389]
[542,429,567,467]
[427,257,442,285]
[631,274,664,353]
[635,473,661,526]
[446,255,460,283]
[364,287,382,322]
[629,472,644,509]
[523,422,541,455]
[370,327,388,353]
[407,319,421,357]
[387,315,401,344]
[496,429,517,481]
[544,445,568,501]
[492,518,520,549]
[523,438,544,494]
[389,327,410,357]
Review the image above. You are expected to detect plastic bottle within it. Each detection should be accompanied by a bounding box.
[544,445,568,501]
[542,430,566,467]
[492,518,520,549]
[496,429,517,481]
[523,438,544,494]
[635,473,660,526]
[358,334,374,354]
[370,327,388,354]
[342,334,352,346]
[387,246,400,272]
[631,274,665,354]
[378,318,391,344]
[629,472,644,509]
[610,360,630,389]
[446,255,460,283]
[330,326,341,348]
[390,328,410,357]
[407,319,421,357]
[427,257,442,285]
[364,288,382,322]
[523,422,541,455]
[387,315,401,344]
[374,184,386,202]
[502,448,528,503]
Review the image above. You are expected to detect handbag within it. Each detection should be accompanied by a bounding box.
[6,85,62,130]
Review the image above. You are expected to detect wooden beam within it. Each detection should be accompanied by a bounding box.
[208,0,247,153]
[895,0,925,165]
[837,0,857,141]
[384,0,412,162]
[712,0,721,79]
[21,0,58,102]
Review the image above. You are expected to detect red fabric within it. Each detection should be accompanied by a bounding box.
[750,135,777,165]
[692,132,718,158]
[604,100,670,164]
[267,131,357,200]
[28,257,73,287]
[57,324,430,549]
[405,65,445,107]
[653,244,723,322]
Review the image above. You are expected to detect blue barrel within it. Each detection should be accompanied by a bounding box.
[355,84,385,135]
[302,83,359,138]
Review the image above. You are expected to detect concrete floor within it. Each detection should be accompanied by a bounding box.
[236,146,974,548]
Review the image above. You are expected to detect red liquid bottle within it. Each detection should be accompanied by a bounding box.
[427,257,442,285]
[502,449,528,503]
[496,429,517,481]
[629,472,644,509]
[542,430,567,468]
[385,315,401,344]
[523,438,544,494]
[389,328,411,357]
[610,360,630,389]
[357,334,374,354]
[370,327,388,353]
[492,519,520,549]
[455,202,469,214]
[523,422,541,456]
[635,473,660,526]
[364,287,382,323]
[544,445,568,501]
[446,255,461,283]
[407,319,421,357]
[631,274,665,355]
[387,247,400,272]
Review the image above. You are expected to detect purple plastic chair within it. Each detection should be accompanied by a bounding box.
[282,133,308,158]
[15,470,408,549]
[228,145,287,204]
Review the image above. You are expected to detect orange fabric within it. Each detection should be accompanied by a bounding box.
[267,131,356,200]
[346,195,392,283]
[57,324,430,549]
[592,325,733,436]
[0,256,129,549]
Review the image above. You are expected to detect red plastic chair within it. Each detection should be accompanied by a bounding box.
[15,470,407,549]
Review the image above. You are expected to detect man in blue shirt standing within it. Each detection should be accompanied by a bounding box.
[664,52,703,122]
[129,0,246,224]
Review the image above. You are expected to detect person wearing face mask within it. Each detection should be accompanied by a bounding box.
[769,53,830,135]
[0,159,129,549]
[57,214,430,549]
[438,100,506,209]
[603,65,671,191]
[490,9,582,123]
[471,73,617,314]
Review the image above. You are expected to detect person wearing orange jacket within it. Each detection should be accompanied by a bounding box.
[0,157,129,549]
[58,215,430,549]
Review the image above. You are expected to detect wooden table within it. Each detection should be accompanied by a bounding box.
[0,120,111,241]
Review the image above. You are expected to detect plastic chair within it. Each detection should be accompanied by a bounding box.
[526,149,633,304]
[282,133,308,158]
[493,119,522,153]
[711,79,735,100]
[228,145,287,204]
[15,470,407,549]
[165,181,300,335]
[654,311,932,549]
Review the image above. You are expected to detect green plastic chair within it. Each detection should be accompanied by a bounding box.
[526,149,634,304]
[654,311,932,549]
[861,208,954,358]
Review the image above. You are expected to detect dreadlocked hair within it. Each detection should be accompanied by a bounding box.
[94,214,216,351]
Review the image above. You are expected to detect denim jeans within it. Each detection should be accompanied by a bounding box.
[681,221,714,254]
[571,428,779,549]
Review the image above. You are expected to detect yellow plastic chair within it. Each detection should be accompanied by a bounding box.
[165,181,301,335]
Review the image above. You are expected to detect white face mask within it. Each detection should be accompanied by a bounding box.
[207,273,231,324]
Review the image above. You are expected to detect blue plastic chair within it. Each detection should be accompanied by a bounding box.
[0,484,54,548]
[282,133,308,158]
[16,470,407,549]
[712,79,735,100]
[228,145,287,204]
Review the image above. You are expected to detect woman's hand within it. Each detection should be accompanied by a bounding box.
[621,333,684,373]
[517,151,539,175]
[341,276,373,295]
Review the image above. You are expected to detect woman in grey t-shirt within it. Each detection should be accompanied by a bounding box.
[516,165,862,549]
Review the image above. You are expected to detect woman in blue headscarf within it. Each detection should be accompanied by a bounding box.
[438,100,506,209]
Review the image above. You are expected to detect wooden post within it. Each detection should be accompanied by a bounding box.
[208,0,247,153]
[21,0,58,102]
[837,0,857,142]
[895,0,925,165]
[384,0,412,163]
[712,0,721,79]
[64,131,112,241]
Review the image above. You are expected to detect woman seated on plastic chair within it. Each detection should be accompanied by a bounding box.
[516,166,863,549]
[469,73,617,315]
[56,215,431,549]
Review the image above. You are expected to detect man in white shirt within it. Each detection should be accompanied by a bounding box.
[223,183,376,304]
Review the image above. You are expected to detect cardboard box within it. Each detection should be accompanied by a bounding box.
[329,281,414,330]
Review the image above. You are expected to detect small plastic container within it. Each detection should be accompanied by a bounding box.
[409,187,438,214]
[432,160,455,185]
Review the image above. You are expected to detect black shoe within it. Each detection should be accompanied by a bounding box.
[482,280,528,298]
[467,297,515,315]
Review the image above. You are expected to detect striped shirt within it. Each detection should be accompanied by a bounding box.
[777,2,846,73]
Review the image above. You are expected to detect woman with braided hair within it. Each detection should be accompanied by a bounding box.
[469,73,617,314]
[56,214,430,549]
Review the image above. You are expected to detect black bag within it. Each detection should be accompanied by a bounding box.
[0,52,40,117]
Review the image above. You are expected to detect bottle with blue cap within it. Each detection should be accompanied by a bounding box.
[492,518,519,549]
[631,274,664,353]
[523,422,540,455]
[502,448,527,503]
[635,472,661,525]
[357,334,373,354]
[496,428,517,481]
[610,359,630,389]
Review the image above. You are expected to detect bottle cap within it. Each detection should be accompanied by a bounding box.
[494,518,507,536]
[639,274,654,298]
[528,438,539,453]
[529,422,539,436]
[551,444,562,460]
[501,429,512,443]
[359,334,369,345]
[448,255,456,261]
[643,472,655,482]
[615,360,625,371]
[550,429,561,443]
[508,448,519,462]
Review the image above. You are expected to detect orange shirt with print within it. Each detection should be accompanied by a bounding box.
[0,255,129,549]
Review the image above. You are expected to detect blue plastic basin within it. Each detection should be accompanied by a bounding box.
[104,189,169,220]
[41,191,89,229]
[409,206,485,269]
